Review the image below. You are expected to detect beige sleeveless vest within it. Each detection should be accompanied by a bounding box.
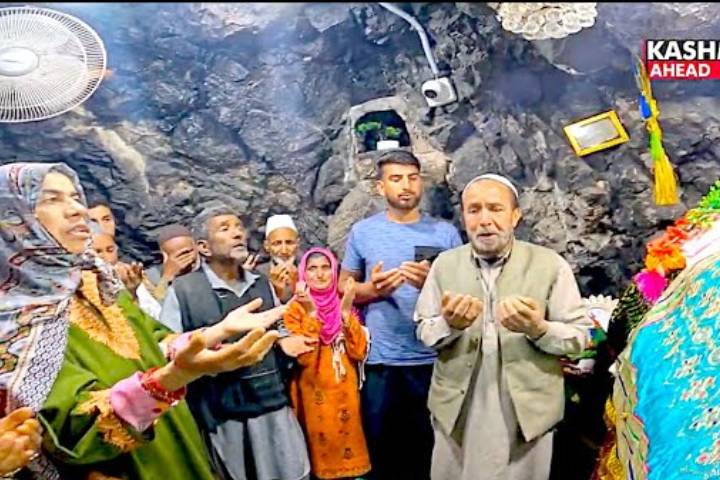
[427,240,566,442]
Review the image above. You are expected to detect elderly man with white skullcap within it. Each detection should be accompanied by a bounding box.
[257,214,300,304]
[255,214,320,360]
[414,174,593,480]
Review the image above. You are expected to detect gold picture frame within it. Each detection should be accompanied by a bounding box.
[563,110,630,156]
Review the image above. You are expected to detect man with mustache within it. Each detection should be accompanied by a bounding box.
[414,174,592,480]
[339,150,462,480]
[159,206,310,480]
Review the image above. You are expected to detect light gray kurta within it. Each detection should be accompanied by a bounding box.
[210,406,310,480]
[415,249,588,480]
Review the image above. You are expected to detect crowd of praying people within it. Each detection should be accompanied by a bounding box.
[1,148,719,480]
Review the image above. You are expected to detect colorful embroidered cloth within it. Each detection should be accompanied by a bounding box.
[613,251,720,480]
[593,181,720,480]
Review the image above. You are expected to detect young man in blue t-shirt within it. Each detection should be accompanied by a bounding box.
[339,150,462,480]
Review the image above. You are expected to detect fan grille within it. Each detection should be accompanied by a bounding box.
[0,6,106,123]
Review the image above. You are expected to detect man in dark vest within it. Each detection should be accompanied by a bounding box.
[159,206,310,480]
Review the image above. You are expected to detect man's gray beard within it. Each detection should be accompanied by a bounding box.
[469,231,513,258]
[232,247,249,264]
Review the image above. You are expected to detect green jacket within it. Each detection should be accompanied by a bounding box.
[41,291,216,480]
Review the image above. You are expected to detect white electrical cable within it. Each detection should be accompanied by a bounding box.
[378,2,440,77]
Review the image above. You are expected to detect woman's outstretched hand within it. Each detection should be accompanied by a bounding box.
[155,328,280,391]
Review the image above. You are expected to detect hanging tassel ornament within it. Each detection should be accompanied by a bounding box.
[652,152,678,205]
[635,57,679,205]
[649,125,679,205]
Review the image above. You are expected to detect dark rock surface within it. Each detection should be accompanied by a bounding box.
[2,2,719,296]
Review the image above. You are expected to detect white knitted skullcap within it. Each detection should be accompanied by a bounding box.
[265,214,298,238]
[461,173,519,200]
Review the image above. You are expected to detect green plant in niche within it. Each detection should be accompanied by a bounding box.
[355,121,404,151]
[355,121,383,135]
[384,126,402,139]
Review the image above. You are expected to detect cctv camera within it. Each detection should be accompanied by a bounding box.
[421,77,457,108]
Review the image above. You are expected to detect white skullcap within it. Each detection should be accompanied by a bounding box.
[265,214,298,238]
[461,173,519,200]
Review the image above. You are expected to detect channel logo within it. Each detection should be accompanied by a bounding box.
[643,39,720,80]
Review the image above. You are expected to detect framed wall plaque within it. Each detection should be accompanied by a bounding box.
[563,110,630,156]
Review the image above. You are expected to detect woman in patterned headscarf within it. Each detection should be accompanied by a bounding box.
[0,162,282,479]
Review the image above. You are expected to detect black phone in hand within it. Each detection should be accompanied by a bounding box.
[414,246,443,263]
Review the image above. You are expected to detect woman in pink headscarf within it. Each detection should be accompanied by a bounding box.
[283,247,371,480]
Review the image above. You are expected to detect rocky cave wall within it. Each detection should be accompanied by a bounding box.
[1,2,720,296]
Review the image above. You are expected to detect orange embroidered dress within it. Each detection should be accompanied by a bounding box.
[284,300,370,479]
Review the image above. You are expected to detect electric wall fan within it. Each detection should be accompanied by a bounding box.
[0,5,106,123]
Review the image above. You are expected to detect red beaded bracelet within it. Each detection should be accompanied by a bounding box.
[140,367,187,405]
